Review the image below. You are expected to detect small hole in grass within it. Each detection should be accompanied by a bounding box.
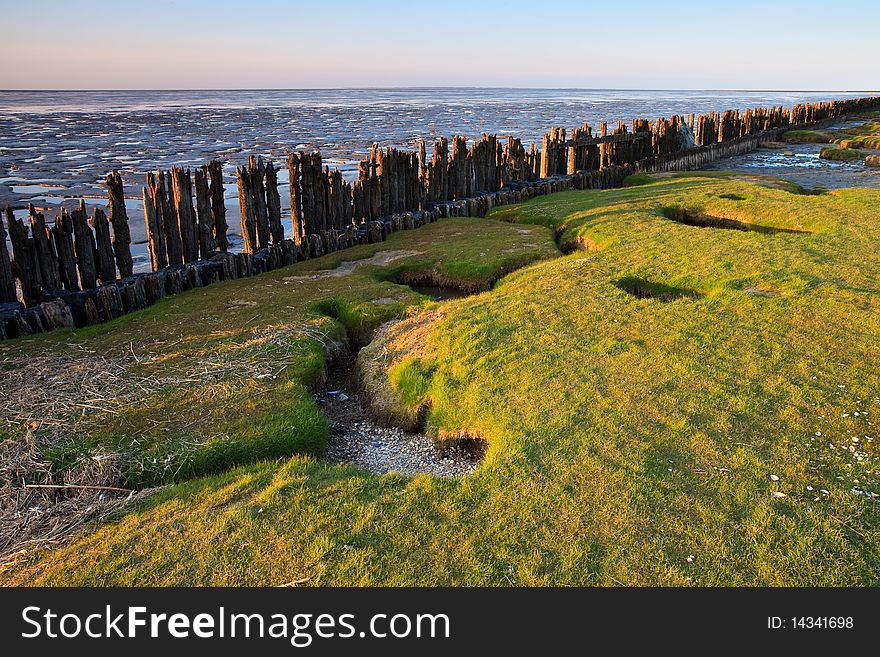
[717,193,746,200]
[777,182,827,196]
[407,284,470,301]
[559,234,602,254]
[384,271,480,299]
[613,277,703,302]
[660,206,808,234]
[436,435,488,461]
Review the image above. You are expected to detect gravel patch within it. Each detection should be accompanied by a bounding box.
[317,354,480,478]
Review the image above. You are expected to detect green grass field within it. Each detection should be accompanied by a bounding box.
[3,172,879,586]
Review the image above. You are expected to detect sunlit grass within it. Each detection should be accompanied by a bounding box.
[5,174,880,586]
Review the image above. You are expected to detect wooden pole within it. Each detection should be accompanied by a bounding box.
[27,205,60,289]
[105,171,133,277]
[288,152,305,244]
[236,166,257,253]
[143,176,167,271]
[90,207,117,284]
[0,208,17,302]
[194,166,217,258]
[265,160,284,243]
[154,171,182,265]
[8,207,45,305]
[172,167,199,263]
[207,160,229,251]
[71,201,98,290]
[248,156,271,250]
[52,208,80,292]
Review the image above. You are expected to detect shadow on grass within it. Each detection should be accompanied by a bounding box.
[660,205,809,234]
[613,276,703,302]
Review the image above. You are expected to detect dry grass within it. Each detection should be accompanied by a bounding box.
[0,321,335,564]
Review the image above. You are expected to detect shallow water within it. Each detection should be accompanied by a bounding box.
[704,139,880,190]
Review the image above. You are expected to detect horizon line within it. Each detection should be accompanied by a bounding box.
[1,86,879,94]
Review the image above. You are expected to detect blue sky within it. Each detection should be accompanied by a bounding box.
[1,0,877,89]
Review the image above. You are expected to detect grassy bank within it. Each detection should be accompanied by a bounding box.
[4,173,880,586]
[1,218,556,489]
[819,146,868,162]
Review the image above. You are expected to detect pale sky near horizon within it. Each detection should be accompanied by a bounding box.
[1,0,877,90]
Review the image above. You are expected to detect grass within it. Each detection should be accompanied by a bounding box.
[1,218,556,489]
[837,135,880,150]
[819,147,868,162]
[4,173,880,586]
[781,130,832,144]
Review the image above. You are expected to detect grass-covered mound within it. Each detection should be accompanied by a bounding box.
[1,218,556,489]
[781,129,832,143]
[5,174,880,586]
[819,146,868,162]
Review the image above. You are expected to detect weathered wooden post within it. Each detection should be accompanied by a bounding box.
[7,209,43,305]
[71,201,98,290]
[143,175,168,271]
[172,167,200,263]
[154,171,182,265]
[248,156,271,250]
[207,160,229,251]
[90,208,117,284]
[52,209,80,291]
[236,165,257,253]
[105,171,133,277]
[27,205,60,290]
[0,208,17,302]
[265,160,284,243]
[288,152,305,245]
[194,166,217,258]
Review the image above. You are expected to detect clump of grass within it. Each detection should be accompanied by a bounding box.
[781,130,831,143]
[819,147,867,162]
[623,173,656,187]
[866,155,880,168]
[837,135,880,150]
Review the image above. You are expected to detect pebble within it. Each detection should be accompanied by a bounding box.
[770,474,780,481]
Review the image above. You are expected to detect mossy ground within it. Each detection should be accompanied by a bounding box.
[4,173,880,586]
[781,129,833,144]
[819,147,868,162]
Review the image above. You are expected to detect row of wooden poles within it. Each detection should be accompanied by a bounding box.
[2,95,878,335]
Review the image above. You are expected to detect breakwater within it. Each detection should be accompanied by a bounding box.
[2,95,878,340]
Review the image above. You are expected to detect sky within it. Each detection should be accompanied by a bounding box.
[1,0,877,90]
